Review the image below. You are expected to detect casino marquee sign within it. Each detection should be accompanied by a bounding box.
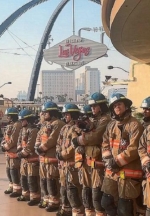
[43,35,107,70]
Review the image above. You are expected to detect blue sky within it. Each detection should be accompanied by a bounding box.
[0,0,130,98]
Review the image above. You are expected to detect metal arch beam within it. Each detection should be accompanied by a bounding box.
[0,0,49,37]
[27,0,70,101]
[89,0,100,4]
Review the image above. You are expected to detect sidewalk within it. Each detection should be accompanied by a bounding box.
[0,153,56,216]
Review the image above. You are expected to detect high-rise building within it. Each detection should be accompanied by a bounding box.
[41,69,75,101]
[108,88,127,101]
[85,66,100,95]
[17,91,27,101]
[79,72,85,90]
[75,78,80,90]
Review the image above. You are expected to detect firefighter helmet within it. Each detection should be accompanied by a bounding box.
[42,101,58,112]
[88,92,107,106]
[141,97,150,109]
[109,93,132,111]
[62,104,80,113]
[5,107,18,115]
[19,109,34,120]
[80,105,92,114]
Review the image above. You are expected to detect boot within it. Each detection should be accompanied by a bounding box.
[45,203,59,212]
[38,200,48,208]
[27,199,40,206]
[17,195,29,201]
[10,192,21,198]
[56,208,72,216]
[4,188,13,194]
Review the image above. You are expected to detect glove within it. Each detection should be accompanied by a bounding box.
[16,147,23,153]
[17,151,24,158]
[1,145,6,152]
[108,158,120,169]
[72,138,79,149]
[35,147,45,156]
[143,162,150,173]
[56,152,63,161]
[76,146,85,154]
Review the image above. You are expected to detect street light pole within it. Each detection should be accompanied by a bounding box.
[0,82,12,88]
[78,27,92,37]
[108,66,129,73]
[72,0,75,35]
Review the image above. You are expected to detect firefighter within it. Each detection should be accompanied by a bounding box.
[141,96,150,128]
[71,92,111,216]
[1,107,22,197]
[138,97,150,216]
[101,93,144,216]
[80,104,93,118]
[56,103,85,216]
[17,109,40,206]
[35,101,65,212]
[56,103,82,216]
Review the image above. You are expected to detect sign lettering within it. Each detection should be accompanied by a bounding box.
[58,44,90,61]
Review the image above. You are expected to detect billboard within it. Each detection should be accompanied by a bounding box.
[43,35,107,70]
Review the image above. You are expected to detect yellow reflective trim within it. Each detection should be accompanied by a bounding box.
[96,99,107,103]
[120,171,125,179]
[67,109,79,112]
[7,113,18,115]
[45,108,58,111]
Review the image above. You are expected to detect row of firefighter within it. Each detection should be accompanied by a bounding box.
[1,92,150,216]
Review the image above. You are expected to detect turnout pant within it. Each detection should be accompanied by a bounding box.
[66,166,84,216]
[78,163,105,216]
[39,162,60,207]
[6,156,21,194]
[59,168,71,213]
[20,159,40,201]
[101,177,142,216]
[143,179,150,216]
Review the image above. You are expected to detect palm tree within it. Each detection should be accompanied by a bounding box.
[49,96,54,101]
[43,96,49,102]
[56,95,65,102]
[81,94,89,104]
[64,93,67,101]
[68,98,73,102]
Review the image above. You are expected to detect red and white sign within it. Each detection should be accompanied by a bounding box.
[43,35,107,70]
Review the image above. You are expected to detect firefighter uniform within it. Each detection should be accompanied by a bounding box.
[35,101,65,212]
[72,93,111,216]
[17,109,40,206]
[60,125,84,216]
[56,103,83,216]
[1,107,22,197]
[138,96,150,216]
[101,93,144,216]
[56,123,74,216]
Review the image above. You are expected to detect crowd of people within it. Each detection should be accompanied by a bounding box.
[1,91,150,216]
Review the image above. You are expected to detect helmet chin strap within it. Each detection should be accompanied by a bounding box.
[112,109,131,121]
